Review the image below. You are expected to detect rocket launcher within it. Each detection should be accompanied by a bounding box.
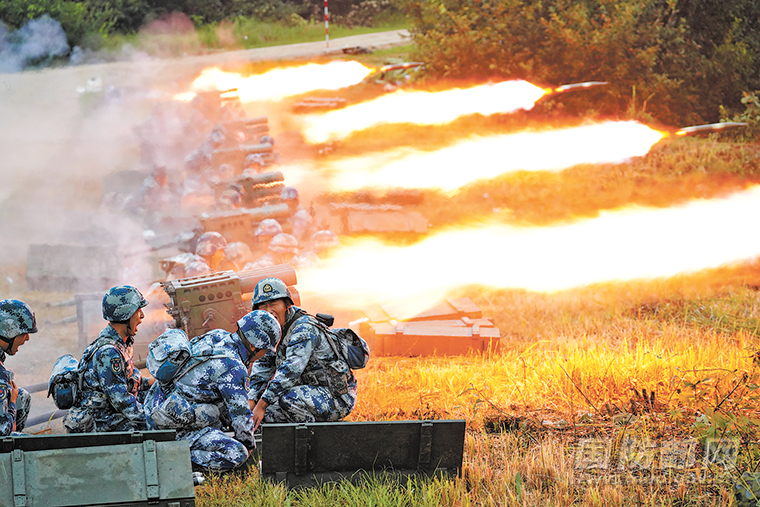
[161,264,300,339]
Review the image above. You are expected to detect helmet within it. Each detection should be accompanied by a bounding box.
[237,310,281,353]
[254,218,282,237]
[245,153,265,169]
[102,285,148,322]
[312,229,341,254]
[269,233,299,254]
[259,134,274,146]
[208,127,226,148]
[147,329,191,384]
[252,277,293,309]
[184,260,213,277]
[195,231,227,257]
[281,186,299,202]
[224,241,253,268]
[0,299,37,340]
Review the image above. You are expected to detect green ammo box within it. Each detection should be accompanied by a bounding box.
[0,430,195,507]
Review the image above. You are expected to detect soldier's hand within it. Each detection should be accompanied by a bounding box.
[10,379,18,405]
[252,399,269,430]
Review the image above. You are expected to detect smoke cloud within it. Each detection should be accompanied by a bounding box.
[0,15,70,74]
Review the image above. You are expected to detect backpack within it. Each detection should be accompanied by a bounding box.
[147,329,232,387]
[48,339,114,410]
[314,313,370,370]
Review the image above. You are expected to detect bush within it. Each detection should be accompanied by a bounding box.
[394,0,759,126]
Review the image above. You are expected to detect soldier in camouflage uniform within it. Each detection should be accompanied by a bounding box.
[64,285,152,433]
[249,278,357,429]
[0,300,37,436]
[144,311,280,472]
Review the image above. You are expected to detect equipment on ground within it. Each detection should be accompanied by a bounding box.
[357,297,501,357]
[0,430,195,507]
[198,203,291,246]
[161,264,300,339]
[259,419,465,489]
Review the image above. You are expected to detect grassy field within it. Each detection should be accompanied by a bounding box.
[10,26,760,505]
[187,119,760,504]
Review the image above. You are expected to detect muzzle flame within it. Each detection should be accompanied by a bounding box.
[319,121,665,193]
[299,186,760,318]
[300,80,549,144]
[185,61,374,102]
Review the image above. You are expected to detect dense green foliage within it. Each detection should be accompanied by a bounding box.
[0,0,398,48]
[394,0,760,125]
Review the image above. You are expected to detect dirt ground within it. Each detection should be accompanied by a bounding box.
[0,30,410,429]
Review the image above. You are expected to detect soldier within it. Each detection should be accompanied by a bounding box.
[64,285,152,433]
[293,230,341,269]
[248,278,357,428]
[243,233,299,270]
[0,300,37,436]
[251,218,282,256]
[195,231,235,272]
[144,310,280,473]
[224,241,254,271]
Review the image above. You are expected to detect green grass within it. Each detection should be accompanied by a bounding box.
[100,13,410,58]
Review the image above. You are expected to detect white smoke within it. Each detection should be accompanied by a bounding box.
[0,15,70,73]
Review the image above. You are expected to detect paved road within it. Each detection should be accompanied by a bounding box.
[0,30,411,262]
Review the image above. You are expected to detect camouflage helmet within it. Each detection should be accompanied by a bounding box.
[0,299,37,340]
[102,285,148,322]
[281,186,299,202]
[254,218,282,237]
[252,277,293,309]
[259,134,275,146]
[195,231,227,257]
[184,260,213,277]
[224,241,254,268]
[147,329,191,383]
[312,229,341,254]
[237,310,281,354]
[244,153,265,169]
[269,233,299,254]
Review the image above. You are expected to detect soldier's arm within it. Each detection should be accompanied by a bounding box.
[94,347,146,424]
[248,350,276,401]
[260,318,315,405]
[219,360,256,449]
[0,381,16,436]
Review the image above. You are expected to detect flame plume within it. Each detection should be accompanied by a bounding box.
[299,186,760,318]
[300,80,549,144]
[185,61,374,102]
[319,121,665,193]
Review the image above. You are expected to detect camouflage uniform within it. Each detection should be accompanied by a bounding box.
[249,306,357,423]
[68,325,148,432]
[0,349,29,435]
[144,329,255,471]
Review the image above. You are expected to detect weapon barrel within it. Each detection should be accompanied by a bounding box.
[239,171,284,186]
[675,122,748,136]
[221,116,268,127]
[239,264,298,293]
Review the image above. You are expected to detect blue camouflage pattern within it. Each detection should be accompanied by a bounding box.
[238,310,281,353]
[0,299,37,339]
[251,277,292,308]
[102,285,148,322]
[144,328,255,470]
[249,306,357,424]
[73,325,148,432]
[0,349,30,435]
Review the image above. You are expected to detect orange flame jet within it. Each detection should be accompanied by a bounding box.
[298,186,760,318]
[182,61,374,102]
[318,121,665,193]
[300,80,549,144]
